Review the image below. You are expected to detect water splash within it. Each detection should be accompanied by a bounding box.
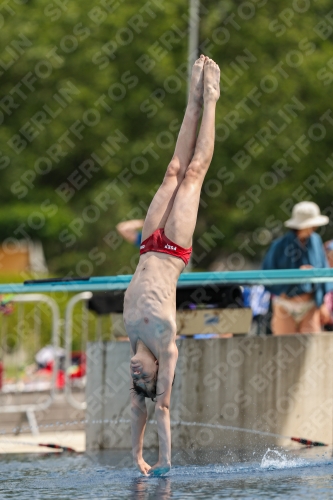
[260,448,307,470]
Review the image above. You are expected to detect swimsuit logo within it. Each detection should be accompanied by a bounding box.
[165,244,177,251]
[140,244,145,249]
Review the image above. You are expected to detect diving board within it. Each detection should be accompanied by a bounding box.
[0,269,333,294]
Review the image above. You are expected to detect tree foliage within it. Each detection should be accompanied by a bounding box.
[1,0,333,276]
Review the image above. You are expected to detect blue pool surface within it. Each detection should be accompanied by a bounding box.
[1,447,333,499]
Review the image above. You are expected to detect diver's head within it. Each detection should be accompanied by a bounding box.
[130,341,175,401]
[130,344,159,401]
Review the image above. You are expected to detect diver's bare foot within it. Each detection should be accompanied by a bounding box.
[189,54,205,106]
[203,57,220,102]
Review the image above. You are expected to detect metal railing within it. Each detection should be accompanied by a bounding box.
[0,294,60,413]
[64,292,92,410]
[0,269,333,294]
[0,294,61,435]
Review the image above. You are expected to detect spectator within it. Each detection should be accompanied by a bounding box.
[35,345,65,369]
[321,240,333,331]
[262,201,330,335]
[116,219,144,247]
[243,285,271,335]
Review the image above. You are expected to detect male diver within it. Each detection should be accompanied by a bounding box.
[123,55,220,475]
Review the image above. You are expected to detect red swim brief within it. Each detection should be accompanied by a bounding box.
[139,228,192,266]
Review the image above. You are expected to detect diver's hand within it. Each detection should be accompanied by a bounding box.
[135,458,151,476]
[148,460,171,476]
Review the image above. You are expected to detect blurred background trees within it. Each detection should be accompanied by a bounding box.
[1,0,333,276]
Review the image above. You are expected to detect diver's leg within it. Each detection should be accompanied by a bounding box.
[164,58,220,248]
[141,55,205,241]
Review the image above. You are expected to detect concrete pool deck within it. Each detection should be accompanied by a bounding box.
[0,430,85,454]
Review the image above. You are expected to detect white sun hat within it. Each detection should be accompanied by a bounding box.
[284,201,329,229]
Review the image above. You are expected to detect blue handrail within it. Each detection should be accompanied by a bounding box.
[0,269,333,293]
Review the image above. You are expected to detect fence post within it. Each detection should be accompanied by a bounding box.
[64,292,92,410]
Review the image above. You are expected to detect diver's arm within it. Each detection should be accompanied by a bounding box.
[130,340,151,475]
[149,345,178,476]
[131,389,151,475]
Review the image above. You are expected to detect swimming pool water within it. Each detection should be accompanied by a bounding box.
[1,447,332,499]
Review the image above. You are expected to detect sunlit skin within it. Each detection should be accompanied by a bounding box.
[123,55,220,476]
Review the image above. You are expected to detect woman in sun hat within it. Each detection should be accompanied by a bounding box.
[262,201,331,335]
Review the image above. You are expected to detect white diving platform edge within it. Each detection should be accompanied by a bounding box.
[0,269,333,293]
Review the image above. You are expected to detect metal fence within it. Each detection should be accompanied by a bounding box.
[0,294,60,434]
[0,290,113,433]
